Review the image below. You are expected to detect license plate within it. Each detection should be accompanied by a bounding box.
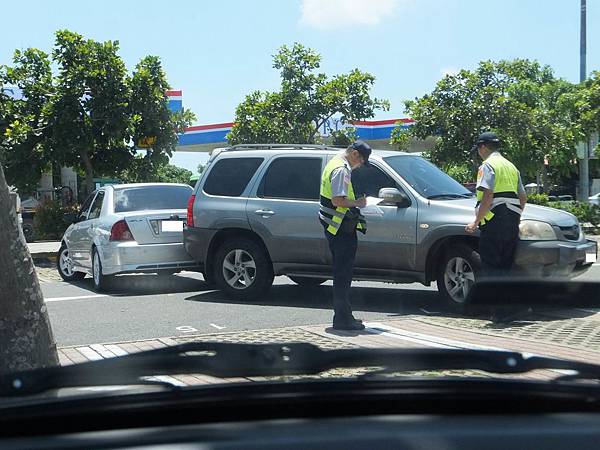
[586,250,597,264]
[161,220,183,232]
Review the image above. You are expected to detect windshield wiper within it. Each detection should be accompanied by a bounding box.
[427,193,474,199]
[2,343,600,396]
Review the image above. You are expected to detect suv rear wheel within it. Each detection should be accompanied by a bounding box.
[436,244,480,311]
[214,238,274,301]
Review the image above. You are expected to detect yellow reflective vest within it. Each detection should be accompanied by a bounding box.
[319,156,366,235]
[476,152,522,226]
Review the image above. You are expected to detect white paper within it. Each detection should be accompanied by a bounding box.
[162,220,184,232]
[366,196,384,206]
[360,196,384,216]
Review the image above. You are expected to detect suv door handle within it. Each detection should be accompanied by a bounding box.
[254,209,275,217]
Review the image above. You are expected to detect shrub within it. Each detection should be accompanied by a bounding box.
[547,201,600,226]
[527,193,549,206]
[444,164,473,184]
[33,199,77,240]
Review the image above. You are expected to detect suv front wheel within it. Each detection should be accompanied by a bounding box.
[214,238,274,301]
[436,244,481,311]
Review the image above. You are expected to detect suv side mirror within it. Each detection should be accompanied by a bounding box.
[63,212,79,224]
[379,188,411,208]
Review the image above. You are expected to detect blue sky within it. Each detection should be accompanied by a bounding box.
[2,0,598,172]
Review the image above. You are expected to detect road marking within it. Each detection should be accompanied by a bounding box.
[45,294,108,302]
[176,325,198,333]
[210,323,226,330]
[363,322,573,376]
[364,322,506,351]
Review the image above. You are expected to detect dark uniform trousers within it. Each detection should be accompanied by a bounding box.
[324,227,357,324]
[479,204,521,277]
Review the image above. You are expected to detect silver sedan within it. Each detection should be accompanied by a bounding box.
[57,183,197,291]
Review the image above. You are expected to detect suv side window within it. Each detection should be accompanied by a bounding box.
[203,158,264,197]
[78,192,97,221]
[352,165,399,198]
[87,191,105,220]
[258,157,322,200]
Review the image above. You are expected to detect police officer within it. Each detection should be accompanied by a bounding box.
[465,132,528,277]
[319,141,370,330]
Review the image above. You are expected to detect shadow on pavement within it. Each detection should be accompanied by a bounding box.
[185,284,440,316]
[66,273,213,296]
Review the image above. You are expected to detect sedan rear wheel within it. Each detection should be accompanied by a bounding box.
[92,247,113,292]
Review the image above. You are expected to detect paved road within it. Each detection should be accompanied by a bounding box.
[41,262,600,347]
[42,274,440,346]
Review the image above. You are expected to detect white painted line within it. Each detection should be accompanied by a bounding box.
[144,375,187,387]
[176,326,198,333]
[45,294,108,302]
[210,323,226,330]
[76,347,103,361]
[365,322,507,352]
[364,322,573,375]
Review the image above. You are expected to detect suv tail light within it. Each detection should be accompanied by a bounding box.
[187,194,196,228]
[110,220,134,241]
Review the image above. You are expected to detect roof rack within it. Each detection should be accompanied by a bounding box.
[229,143,331,150]
[208,143,338,161]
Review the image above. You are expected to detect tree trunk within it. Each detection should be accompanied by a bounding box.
[79,148,94,196]
[0,163,59,376]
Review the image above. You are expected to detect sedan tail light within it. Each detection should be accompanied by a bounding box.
[187,194,196,228]
[110,220,134,241]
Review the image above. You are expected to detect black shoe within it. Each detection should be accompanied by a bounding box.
[333,320,365,331]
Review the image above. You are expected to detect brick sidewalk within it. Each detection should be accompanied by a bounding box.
[58,315,600,385]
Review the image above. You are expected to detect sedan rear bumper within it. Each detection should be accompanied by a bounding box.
[100,241,198,275]
[514,239,597,278]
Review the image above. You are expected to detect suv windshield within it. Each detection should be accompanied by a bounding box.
[384,155,472,199]
[114,185,192,213]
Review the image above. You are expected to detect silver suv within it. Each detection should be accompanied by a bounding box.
[184,144,597,309]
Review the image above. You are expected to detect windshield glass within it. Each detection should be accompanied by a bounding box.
[1,0,600,428]
[113,185,192,212]
[384,155,472,198]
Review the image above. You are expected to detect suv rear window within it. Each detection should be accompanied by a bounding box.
[203,158,264,197]
[114,185,192,213]
[259,157,322,200]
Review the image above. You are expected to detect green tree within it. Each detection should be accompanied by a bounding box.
[399,59,582,180]
[389,124,411,151]
[0,49,54,194]
[43,30,194,195]
[197,163,206,174]
[331,127,357,147]
[227,43,389,145]
[126,56,196,177]
[120,155,192,184]
[49,30,131,195]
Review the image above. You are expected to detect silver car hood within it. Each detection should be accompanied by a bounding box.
[434,198,578,227]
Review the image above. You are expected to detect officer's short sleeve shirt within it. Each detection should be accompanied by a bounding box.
[330,160,352,198]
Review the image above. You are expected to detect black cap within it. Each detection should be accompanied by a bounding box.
[351,140,372,166]
[471,132,501,153]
